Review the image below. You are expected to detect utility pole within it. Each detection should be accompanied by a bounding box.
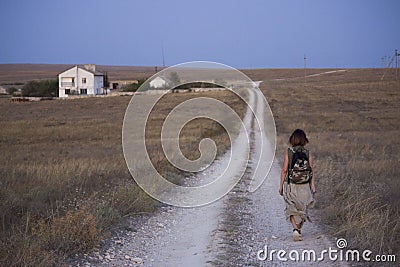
[396,49,399,80]
[162,42,165,67]
[304,54,307,84]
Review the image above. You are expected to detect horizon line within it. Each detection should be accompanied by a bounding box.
[0,62,390,70]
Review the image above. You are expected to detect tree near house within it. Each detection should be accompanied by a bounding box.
[22,80,59,97]
[169,72,180,85]
[7,87,18,95]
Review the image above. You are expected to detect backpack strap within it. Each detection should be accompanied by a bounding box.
[287,147,294,170]
[287,147,294,184]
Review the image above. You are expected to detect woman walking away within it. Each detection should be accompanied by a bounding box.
[279,129,316,241]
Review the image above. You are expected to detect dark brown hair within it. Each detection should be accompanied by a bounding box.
[289,129,309,147]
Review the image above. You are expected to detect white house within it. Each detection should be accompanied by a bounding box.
[58,64,105,97]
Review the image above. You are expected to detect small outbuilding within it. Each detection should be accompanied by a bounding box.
[149,76,170,89]
[0,86,7,94]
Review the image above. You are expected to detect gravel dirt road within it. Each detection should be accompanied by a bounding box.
[76,88,348,267]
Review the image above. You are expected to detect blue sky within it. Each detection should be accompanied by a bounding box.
[0,0,399,68]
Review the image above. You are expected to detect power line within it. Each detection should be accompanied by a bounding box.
[304,54,307,84]
[162,42,165,67]
[381,49,398,81]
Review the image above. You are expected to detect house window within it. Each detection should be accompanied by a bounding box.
[80,89,87,95]
[82,78,86,84]
[61,77,75,87]
[65,89,70,95]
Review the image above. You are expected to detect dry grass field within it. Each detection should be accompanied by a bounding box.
[0,64,399,265]
[0,89,246,266]
[244,68,400,256]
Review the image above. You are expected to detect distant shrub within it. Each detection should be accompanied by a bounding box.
[1,82,24,86]
[121,83,138,92]
[7,87,18,95]
[175,82,224,89]
[169,72,180,84]
[22,79,58,97]
[122,78,147,92]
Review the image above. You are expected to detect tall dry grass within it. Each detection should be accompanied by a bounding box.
[0,90,246,266]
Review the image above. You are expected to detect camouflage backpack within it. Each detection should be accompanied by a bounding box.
[287,146,313,184]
